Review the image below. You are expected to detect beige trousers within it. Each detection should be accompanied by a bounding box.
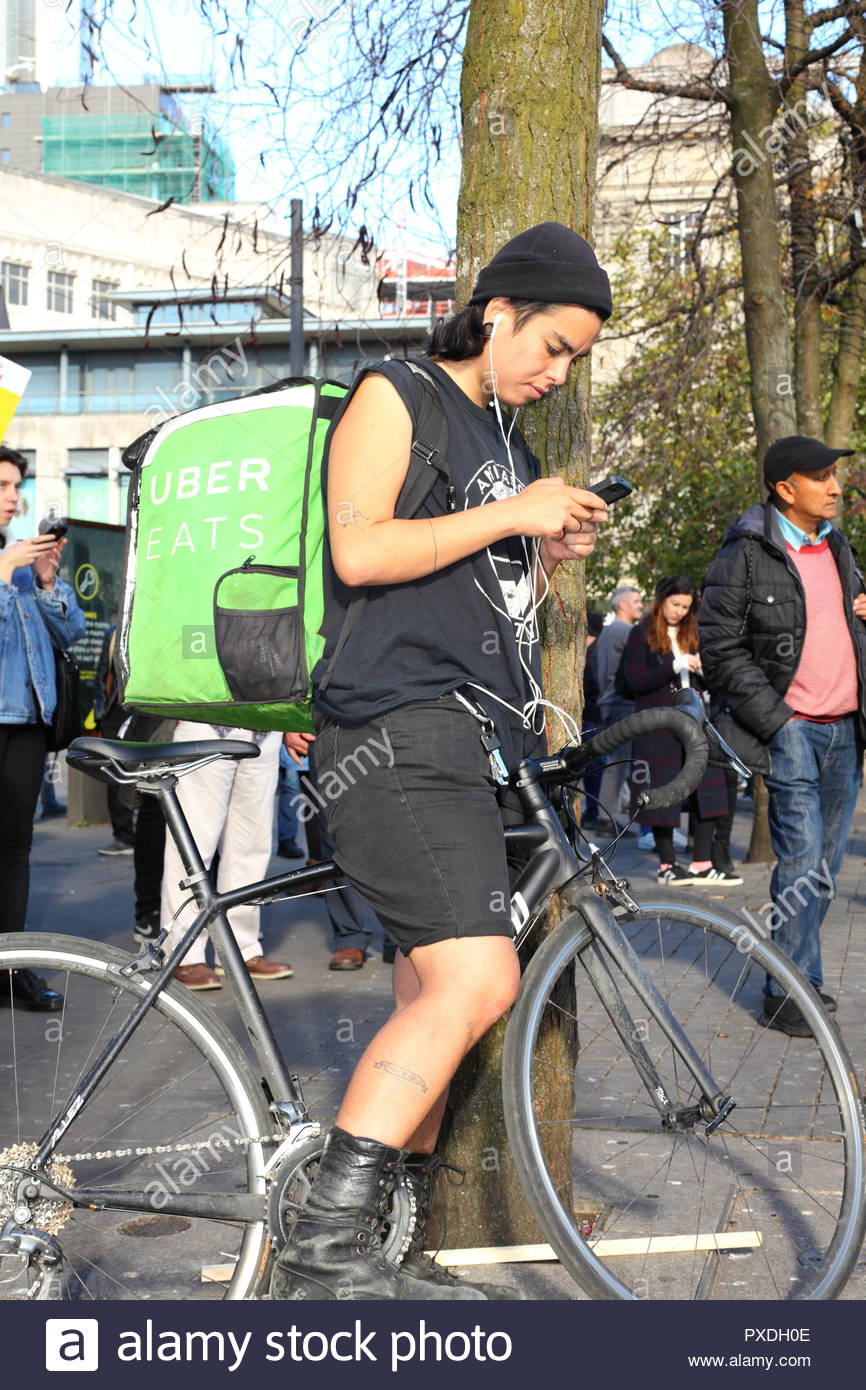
[160,720,281,966]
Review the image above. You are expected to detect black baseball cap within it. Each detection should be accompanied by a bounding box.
[763,435,854,490]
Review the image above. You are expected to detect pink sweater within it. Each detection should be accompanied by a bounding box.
[785,540,858,719]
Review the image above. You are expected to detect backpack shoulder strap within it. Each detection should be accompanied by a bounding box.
[393,360,453,518]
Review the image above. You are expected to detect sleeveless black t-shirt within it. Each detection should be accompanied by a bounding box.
[311,357,547,769]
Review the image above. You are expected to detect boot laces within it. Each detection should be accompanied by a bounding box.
[399,1153,465,1261]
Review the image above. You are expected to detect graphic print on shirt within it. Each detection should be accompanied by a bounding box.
[463,457,536,641]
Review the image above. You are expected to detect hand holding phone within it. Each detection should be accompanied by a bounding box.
[588,475,633,506]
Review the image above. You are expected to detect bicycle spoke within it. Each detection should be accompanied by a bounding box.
[0,936,269,1301]
[504,901,864,1300]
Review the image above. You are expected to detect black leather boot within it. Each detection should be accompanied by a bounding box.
[397,1152,523,1300]
[269,1127,487,1300]
[0,968,63,1013]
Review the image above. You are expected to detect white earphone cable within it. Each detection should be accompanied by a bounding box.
[466,316,581,749]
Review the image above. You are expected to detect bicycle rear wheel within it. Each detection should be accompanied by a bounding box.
[502,897,866,1300]
[0,933,273,1300]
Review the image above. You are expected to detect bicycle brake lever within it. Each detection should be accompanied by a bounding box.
[672,689,751,780]
[704,721,752,782]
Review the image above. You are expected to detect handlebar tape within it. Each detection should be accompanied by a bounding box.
[566,708,709,812]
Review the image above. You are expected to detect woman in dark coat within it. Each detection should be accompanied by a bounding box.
[620,575,741,886]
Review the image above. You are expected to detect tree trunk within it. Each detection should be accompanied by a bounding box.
[746,774,774,863]
[430,0,604,1249]
[722,0,798,478]
[785,0,824,437]
[825,259,866,449]
[825,26,866,456]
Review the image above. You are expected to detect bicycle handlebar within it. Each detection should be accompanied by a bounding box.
[559,707,709,812]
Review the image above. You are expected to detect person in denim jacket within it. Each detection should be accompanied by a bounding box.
[0,446,85,1011]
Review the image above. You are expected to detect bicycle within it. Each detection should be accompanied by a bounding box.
[0,700,863,1301]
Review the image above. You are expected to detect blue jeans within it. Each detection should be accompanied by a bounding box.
[764,715,861,993]
[277,745,303,845]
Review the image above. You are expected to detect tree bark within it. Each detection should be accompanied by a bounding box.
[722,0,798,477]
[430,0,604,1249]
[825,19,866,456]
[746,774,775,863]
[785,0,824,437]
[825,259,866,448]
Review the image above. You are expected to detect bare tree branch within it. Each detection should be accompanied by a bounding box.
[601,34,731,106]
[777,25,860,97]
[806,0,866,32]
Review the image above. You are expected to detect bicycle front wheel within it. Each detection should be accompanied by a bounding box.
[502,897,866,1300]
[0,933,273,1300]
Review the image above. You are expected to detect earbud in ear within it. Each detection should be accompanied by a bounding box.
[493,313,503,324]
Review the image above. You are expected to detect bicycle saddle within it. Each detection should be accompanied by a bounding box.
[66,736,260,783]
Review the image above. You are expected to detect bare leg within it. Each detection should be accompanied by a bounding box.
[392,950,448,1153]
[336,935,519,1148]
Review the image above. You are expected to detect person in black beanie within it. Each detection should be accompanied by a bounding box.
[271,223,611,1302]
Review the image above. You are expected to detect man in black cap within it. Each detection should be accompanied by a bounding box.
[699,435,866,1036]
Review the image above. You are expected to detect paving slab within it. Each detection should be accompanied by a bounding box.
[18,783,866,1301]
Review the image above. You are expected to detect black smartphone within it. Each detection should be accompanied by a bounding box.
[39,522,68,540]
[588,474,633,505]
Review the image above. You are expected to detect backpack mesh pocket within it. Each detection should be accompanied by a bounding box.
[214,564,307,703]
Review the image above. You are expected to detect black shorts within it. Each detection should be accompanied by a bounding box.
[311,694,515,955]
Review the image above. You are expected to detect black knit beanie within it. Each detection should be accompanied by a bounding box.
[468,222,612,321]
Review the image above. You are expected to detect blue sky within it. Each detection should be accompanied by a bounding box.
[39,0,716,255]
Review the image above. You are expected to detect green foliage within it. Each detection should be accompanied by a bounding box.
[588,233,759,604]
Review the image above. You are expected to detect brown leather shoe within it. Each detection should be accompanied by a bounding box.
[329,947,365,971]
[244,956,294,980]
[173,963,221,991]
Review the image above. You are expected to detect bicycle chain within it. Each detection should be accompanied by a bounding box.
[54,1134,287,1165]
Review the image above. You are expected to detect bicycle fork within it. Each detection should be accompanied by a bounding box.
[566,887,736,1134]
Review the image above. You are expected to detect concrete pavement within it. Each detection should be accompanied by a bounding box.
[23,781,866,1300]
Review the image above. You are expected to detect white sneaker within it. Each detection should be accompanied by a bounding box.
[688,867,744,886]
[657,863,692,885]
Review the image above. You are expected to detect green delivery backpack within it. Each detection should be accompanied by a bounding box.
[117,365,450,733]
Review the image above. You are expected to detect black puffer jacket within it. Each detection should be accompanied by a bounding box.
[699,502,866,772]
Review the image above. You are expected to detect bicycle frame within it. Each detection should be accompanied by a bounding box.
[27,742,733,1216]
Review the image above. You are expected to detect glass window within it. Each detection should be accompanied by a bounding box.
[1,114,10,127]
[91,278,119,320]
[67,449,109,475]
[18,477,37,525]
[8,453,38,530]
[47,270,74,314]
[132,300,264,326]
[67,449,109,522]
[1,261,29,306]
[67,475,109,523]
[1,151,9,164]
